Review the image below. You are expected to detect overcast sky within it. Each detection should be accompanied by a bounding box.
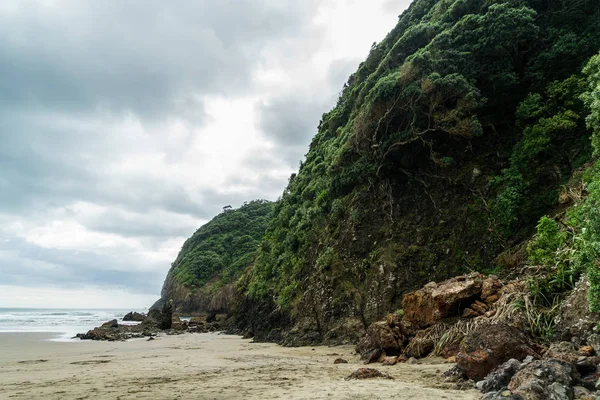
[0,0,410,308]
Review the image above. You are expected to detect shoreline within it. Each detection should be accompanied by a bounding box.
[0,332,478,399]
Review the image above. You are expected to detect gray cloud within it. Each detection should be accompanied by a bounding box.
[0,0,405,304]
[0,0,316,119]
[0,237,165,293]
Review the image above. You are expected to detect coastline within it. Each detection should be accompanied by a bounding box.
[0,332,477,399]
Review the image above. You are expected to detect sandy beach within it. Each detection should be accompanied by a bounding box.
[0,332,477,399]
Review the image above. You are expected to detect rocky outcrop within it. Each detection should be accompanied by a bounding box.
[508,360,578,400]
[356,315,408,362]
[554,276,600,342]
[123,312,146,322]
[402,274,503,329]
[456,323,539,381]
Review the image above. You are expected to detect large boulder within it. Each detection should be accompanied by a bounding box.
[123,312,146,322]
[144,300,173,330]
[554,276,600,341]
[456,323,539,381]
[508,359,578,400]
[402,274,501,329]
[431,277,483,319]
[356,316,408,362]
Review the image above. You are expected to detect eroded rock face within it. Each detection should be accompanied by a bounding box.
[554,276,600,342]
[401,274,502,329]
[508,359,578,400]
[456,323,538,381]
[477,358,523,393]
[356,320,407,362]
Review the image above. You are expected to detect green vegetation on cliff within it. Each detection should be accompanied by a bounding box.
[155,200,273,313]
[242,0,600,339]
[170,200,273,289]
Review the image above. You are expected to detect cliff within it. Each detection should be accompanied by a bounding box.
[154,0,600,346]
[152,200,273,314]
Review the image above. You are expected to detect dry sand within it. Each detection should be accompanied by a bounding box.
[0,332,477,399]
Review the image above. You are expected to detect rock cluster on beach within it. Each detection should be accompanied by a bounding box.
[76,301,228,342]
[355,273,600,399]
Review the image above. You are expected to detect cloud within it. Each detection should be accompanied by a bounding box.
[0,0,409,307]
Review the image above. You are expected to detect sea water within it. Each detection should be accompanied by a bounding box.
[0,308,146,341]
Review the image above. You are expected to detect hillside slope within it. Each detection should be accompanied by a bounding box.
[152,200,273,314]
[231,0,600,345]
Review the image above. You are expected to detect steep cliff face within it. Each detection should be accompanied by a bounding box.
[152,200,273,314]
[233,0,600,344]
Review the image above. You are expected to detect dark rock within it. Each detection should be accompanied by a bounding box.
[431,276,483,319]
[144,300,173,330]
[206,311,217,323]
[405,328,435,358]
[147,337,155,341]
[579,372,600,391]
[554,276,600,342]
[508,359,579,400]
[334,358,348,364]
[575,356,600,375]
[123,312,146,322]
[345,368,394,380]
[456,323,539,381]
[443,364,467,382]
[356,320,407,362]
[477,358,522,393]
[101,319,119,329]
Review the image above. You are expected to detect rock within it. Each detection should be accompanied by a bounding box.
[586,334,600,354]
[456,323,539,381]
[101,319,119,329]
[147,337,155,341]
[402,286,437,329]
[402,274,488,328]
[206,311,217,323]
[334,358,348,364]
[579,372,600,391]
[356,321,406,362]
[407,357,419,364]
[123,312,146,322]
[143,300,173,330]
[573,386,591,399]
[508,359,578,400]
[485,295,501,305]
[462,308,479,318]
[579,346,595,357]
[405,328,435,358]
[477,358,523,393]
[431,277,482,319]
[575,356,600,375]
[554,276,600,341]
[544,342,581,365]
[481,276,503,300]
[381,356,398,366]
[345,368,394,380]
[443,364,467,382]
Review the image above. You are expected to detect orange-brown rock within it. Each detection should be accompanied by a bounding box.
[481,276,503,300]
[462,308,479,318]
[579,346,595,357]
[431,278,482,319]
[381,356,398,366]
[456,323,539,381]
[402,274,487,328]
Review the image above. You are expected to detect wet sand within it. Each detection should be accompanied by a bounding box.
[0,332,477,399]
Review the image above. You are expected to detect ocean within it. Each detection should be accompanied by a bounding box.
[0,308,146,341]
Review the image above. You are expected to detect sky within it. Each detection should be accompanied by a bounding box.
[0,0,411,308]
